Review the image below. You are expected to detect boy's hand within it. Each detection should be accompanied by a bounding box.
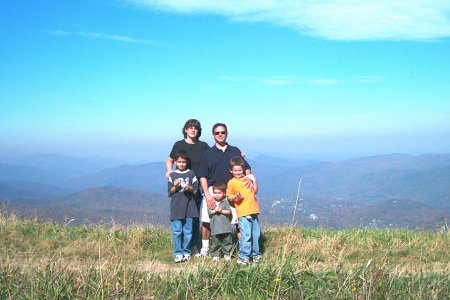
[185,184,194,193]
[235,193,244,201]
[215,206,222,213]
[174,179,180,186]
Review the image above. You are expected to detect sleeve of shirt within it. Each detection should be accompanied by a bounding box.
[208,207,214,217]
[168,175,174,196]
[235,146,251,171]
[169,141,180,159]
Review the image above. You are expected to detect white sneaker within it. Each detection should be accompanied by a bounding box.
[195,248,208,258]
[174,255,184,263]
[224,255,231,261]
[237,258,250,266]
[183,254,191,262]
[253,255,262,263]
[211,256,220,261]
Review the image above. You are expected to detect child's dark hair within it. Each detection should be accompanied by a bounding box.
[229,156,245,170]
[182,119,202,138]
[173,149,190,161]
[212,182,227,193]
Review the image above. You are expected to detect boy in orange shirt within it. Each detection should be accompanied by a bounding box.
[227,156,261,265]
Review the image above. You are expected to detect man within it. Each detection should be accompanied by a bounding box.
[196,123,251,257]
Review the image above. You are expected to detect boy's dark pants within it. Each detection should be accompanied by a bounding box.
[210,233,232,257]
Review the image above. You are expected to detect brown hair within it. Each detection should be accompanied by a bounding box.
[229,156,245,170]
[212,182,227,193]
[182,119,202,138]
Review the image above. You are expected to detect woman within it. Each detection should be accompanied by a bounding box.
[166,119,209,177]
[166,119,209,254]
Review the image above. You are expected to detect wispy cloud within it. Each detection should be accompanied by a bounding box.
[306,79,341,85]
[221,75,381,86]
[47,30,163,45]
[221,76,298,86]
[126,0,450,41]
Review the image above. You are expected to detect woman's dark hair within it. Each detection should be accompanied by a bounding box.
[183,119,202,139]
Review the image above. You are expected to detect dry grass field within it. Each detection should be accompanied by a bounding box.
[1,212,449,299]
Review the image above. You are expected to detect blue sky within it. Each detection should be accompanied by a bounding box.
[1,0,450,162]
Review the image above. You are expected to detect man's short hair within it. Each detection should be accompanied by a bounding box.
[229,156,245,170]
[212,182,227,193]
[212,123,227,134]
[183,119,202,138]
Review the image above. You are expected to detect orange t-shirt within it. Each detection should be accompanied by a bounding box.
[227,177,260,218]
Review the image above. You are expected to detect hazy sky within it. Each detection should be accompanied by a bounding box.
[1,0,450,162]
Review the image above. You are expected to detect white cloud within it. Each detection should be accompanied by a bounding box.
[221,75,381,85]
[47,30,162,45]
[220,75,298,86]
[126,0,450,41]
[306,79,341,85]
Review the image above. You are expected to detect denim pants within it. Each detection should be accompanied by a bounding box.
[171,218,193,256]
[238,214,261,260]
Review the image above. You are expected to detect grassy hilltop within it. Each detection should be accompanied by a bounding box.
[1,212,449,299]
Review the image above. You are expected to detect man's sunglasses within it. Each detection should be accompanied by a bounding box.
[214,131,227,135]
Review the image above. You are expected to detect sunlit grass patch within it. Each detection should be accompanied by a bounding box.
[1,212,449,299]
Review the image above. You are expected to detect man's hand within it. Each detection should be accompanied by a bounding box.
[206,194,215,209]
[165,170,173,178]
[243,174,256,190]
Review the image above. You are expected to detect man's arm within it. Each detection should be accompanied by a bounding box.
[252,180,258,194]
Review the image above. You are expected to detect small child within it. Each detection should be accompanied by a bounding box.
[168,151,199,263]
[227,156,261,265]
[208,182,233,261]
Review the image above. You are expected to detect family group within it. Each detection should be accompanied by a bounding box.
[165,119,261,265]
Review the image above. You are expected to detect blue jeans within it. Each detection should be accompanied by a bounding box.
[238,214,261,260]
[171,218,193,256]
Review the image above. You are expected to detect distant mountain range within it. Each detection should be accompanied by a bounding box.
[251,153,450,210]
[1,153,449,229]
[5,186,169,226]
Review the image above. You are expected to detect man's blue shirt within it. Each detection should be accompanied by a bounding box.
[198,144,251,186]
